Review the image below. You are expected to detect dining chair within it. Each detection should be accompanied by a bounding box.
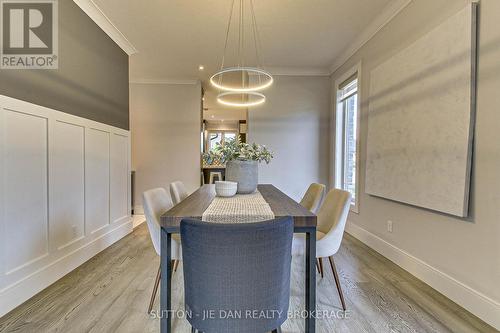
[181,217,294,333]
[292,188,351,311]
[299,183,326,214]
[170,181,189,205]
[142,188,182,314]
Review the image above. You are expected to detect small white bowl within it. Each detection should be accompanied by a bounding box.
[215,181,238,197]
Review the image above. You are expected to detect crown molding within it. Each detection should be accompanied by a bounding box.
[329,0,412,75]
[129,78,200,85]
[266,66,331,77]
[73,0,138,55]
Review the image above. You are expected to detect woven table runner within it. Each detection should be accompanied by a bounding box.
[202,191,275,223]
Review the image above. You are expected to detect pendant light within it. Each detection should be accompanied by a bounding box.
[217,91,266,107]
[211,0,273,107]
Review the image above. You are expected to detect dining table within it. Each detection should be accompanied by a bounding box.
[159,184,317,333]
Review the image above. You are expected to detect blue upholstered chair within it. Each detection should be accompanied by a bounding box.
[181,217,294,333]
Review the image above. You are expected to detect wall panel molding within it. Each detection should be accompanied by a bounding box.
[0,220,132,317]
[85,127,111,235]
[110,133,130,224]
[3,109,49,275]
[0,95,132,316]
[0,106,4,281]
[50,120,86,252]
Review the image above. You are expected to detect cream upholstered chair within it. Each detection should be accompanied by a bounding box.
[143,188,182,313]
[170,181,188,205]
[300,183,326,214]
[292,188,352,310]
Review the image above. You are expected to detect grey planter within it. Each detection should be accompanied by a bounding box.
[225,160,258,194]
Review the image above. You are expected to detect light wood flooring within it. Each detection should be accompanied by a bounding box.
[0,223,496,333]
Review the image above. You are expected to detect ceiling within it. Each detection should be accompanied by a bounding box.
[88,0,404,110]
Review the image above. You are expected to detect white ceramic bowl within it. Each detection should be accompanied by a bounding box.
[215,181,238,197]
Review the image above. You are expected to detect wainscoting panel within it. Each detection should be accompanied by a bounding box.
[50,121,86,251]
[0,95,132,317]
[85,128,111,235]
[110,133,130,224]
[2,109,49,275]
[0,104,3,281]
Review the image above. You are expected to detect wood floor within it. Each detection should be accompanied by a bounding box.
[0,223,496,333]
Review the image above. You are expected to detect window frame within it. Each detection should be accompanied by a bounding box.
[332,62,362,213]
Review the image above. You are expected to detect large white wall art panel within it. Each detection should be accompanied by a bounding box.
[365,4,477,217]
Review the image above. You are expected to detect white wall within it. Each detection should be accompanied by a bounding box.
[130,82,202,212]
[0,95,132,316]
[205,120,240,132]
[331,0,500,328]
[248,75,331,201]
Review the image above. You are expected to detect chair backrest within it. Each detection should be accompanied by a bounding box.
[317,188,352,255]
[181,217,294,333]
[142,188,173,255]
[299,183,326,214]
[170,181,188,205]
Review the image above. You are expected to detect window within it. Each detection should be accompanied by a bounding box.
[208,131,237,151]
[209,132,222,150]
[224,132,236,142]
[335,69,360,212]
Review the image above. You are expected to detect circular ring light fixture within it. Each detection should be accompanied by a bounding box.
[210,67,273,92]
[217,91,266,107]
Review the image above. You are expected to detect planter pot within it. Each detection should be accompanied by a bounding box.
[225,160,258,194]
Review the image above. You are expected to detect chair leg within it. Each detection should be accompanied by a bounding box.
[272,327,282,333]
[316,259,321,274]
[318,257,324,278]
[173,259,180,272]
[148,265,161,313]
[328,256,346,311]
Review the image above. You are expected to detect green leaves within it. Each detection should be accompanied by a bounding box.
[202,136,274,165]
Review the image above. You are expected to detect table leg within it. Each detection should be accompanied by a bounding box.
[305,230,316,333]
[160,229,172,333]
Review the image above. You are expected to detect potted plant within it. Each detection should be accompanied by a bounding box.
[202,137,273,193]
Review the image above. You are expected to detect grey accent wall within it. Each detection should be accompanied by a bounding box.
[0,0,129,129]
[331,0,500,326]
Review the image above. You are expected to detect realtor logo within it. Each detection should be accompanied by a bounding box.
[1,0,58,69]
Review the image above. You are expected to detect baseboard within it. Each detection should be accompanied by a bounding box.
[132,214,145,228]
[133,205,144,215]
[0,219,133,317]
[345,221,500,330]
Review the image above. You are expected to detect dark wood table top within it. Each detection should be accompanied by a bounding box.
[160,184,317,232]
